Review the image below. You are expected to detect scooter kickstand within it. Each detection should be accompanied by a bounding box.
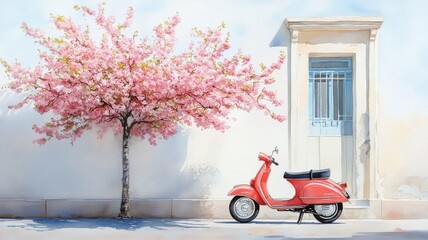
[297,211,304,224]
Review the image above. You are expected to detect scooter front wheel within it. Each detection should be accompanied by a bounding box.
[313,202,343,223]
[229,196,260,223]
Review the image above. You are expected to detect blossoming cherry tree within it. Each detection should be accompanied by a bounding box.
[1,4,285,218]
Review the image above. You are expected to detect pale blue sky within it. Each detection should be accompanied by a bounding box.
[1,0,427,115]
[0,0,388,64]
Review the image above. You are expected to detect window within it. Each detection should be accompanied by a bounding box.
[309,57,353,136]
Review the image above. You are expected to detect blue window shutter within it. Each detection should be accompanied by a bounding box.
[308,57,353,136]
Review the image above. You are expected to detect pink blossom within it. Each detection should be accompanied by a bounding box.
[81,6,95,16]
[2,4,285,145]
[34,138,47,145]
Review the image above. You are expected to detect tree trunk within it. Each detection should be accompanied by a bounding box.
[118,124,131,219]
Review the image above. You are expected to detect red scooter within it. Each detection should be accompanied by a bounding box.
[228,147,350,224]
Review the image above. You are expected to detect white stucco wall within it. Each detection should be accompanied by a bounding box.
[1,0,428,210]
[0,87,288,200]
[374,1,428,200]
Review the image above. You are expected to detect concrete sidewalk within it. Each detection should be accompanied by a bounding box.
[0,218,427,240]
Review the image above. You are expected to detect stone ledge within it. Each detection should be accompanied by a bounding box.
[0,199,46,218]
[46,199,120,218]
[382,199,428,219]
[131,199,172,218]
[0,199,427,219]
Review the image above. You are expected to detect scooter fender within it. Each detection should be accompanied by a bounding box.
[227,184,265,205]
[299,180,349,204]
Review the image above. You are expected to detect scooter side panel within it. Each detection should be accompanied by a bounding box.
[227,184,266,205]
[299,181,348,204]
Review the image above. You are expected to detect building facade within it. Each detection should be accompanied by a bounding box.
[1,1,428,219]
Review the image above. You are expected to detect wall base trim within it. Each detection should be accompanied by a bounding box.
[1,199,427,219]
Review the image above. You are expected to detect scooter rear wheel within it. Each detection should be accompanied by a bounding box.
[313,202,343,223]
[229,196,260,223]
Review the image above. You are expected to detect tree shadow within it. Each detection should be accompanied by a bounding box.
[0,88,219,202]
[5,218,208,232]
[130,127,219,200]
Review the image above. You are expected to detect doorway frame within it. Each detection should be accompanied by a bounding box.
[285,17,383,200]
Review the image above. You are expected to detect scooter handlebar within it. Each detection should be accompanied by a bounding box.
[271,158,279,166]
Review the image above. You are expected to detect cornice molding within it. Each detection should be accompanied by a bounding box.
[285,17,383,31]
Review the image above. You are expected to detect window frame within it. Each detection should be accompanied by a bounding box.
[308,57,353,136]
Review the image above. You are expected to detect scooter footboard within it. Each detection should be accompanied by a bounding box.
[299,181,349,204]
[227,184,265,205]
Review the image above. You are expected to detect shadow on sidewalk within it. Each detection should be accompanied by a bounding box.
[216,220,345,225]
[4,218,208,231]
[262,231,428,240]
[350,231,428,240]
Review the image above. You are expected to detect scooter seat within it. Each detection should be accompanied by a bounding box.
[283,168,330,180]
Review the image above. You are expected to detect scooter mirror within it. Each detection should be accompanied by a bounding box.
[272,146,279,156]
